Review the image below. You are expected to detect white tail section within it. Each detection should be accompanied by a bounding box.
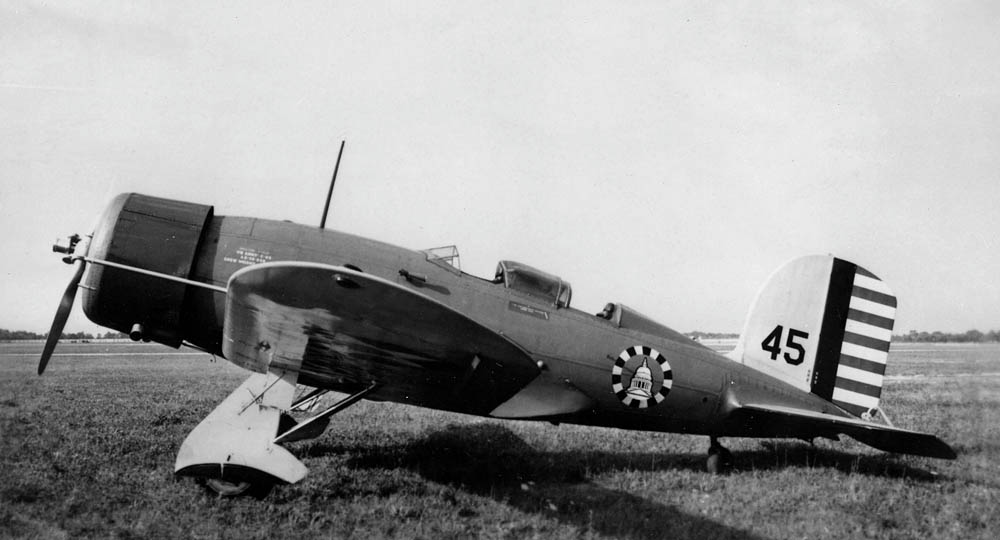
[728,255,896,417]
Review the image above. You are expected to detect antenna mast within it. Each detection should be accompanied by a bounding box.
[320,140,346,229]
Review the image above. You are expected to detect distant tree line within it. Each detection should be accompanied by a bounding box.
[685,329,1000,344]
[893,329,1000,343]
[686,331,740,340]
[0,329,128,341]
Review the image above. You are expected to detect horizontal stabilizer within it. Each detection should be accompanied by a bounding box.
[736,403,956,460]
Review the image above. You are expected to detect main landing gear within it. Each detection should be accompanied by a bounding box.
[200,475,274,498]
[706,436,733,474]
[175,370,377,498]
[204,478,254,497]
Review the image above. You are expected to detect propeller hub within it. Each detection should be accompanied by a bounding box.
[52,234,80,253]
[52,234,88,264]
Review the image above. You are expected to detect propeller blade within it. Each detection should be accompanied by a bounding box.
[38,260,86,375]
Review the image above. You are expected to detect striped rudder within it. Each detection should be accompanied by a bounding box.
[828,266,895,417]
[729,256,896,418]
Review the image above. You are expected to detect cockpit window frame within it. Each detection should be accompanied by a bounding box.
[495,260,572,308]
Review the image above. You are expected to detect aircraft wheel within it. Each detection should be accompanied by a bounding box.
[706,437,734,474]
[202,478,274,498]
[706,448,734,474]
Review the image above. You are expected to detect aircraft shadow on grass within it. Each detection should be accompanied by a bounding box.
[322,423,756,540]
[305,423,950,540]
[740,441,944,482]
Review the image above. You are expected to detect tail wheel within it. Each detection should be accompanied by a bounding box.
[706,437,734,474]
[706,450,733,474]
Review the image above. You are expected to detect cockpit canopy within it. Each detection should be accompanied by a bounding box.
[495,260,572,308]
[422,247,572,308]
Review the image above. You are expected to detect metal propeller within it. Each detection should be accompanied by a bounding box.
[39,236,87,375]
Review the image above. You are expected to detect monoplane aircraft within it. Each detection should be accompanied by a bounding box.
[40,193,955,496]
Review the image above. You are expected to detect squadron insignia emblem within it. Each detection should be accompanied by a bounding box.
[611,346,672,408]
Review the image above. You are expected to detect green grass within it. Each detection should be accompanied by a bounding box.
[1,342,997,539]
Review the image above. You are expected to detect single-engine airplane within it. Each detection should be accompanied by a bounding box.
[40,192,955,496]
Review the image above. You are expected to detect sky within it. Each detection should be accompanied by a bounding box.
[1,1,998,336]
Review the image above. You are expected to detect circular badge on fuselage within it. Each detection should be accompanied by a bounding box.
[611,346,672,408]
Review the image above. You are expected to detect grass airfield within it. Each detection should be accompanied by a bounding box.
[1,341,997,539]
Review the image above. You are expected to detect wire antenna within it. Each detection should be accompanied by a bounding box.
[320,140,346,229]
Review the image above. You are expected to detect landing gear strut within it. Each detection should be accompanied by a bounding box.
[706,436,733,474]
[176,372,379,498]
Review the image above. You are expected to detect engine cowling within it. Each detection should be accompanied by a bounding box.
[81,193,213,347]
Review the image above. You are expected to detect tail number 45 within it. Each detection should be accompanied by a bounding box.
[761,325,809,366]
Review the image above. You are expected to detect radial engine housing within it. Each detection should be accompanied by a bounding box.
[81,193,213,347]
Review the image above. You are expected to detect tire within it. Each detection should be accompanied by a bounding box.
[202,478,274,498]
[706,447,734,474]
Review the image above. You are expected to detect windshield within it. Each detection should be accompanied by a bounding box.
[422,245,461,272]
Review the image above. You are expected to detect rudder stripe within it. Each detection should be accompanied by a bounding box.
[847,308,894,330]
[814,261,896,417]
[852,286,897,308]
[839,353,887,376]
[843,331,892,352]
[810,258,857,401]
[834,376,882,398]
[855,266,877,279]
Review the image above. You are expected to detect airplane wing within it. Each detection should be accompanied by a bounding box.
[727,402,956,459]
[222,262,542,416]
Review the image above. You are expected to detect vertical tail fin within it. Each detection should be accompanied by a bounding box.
[728,255,896,418]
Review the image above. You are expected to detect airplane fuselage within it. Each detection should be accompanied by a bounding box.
[159,213,849,439]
